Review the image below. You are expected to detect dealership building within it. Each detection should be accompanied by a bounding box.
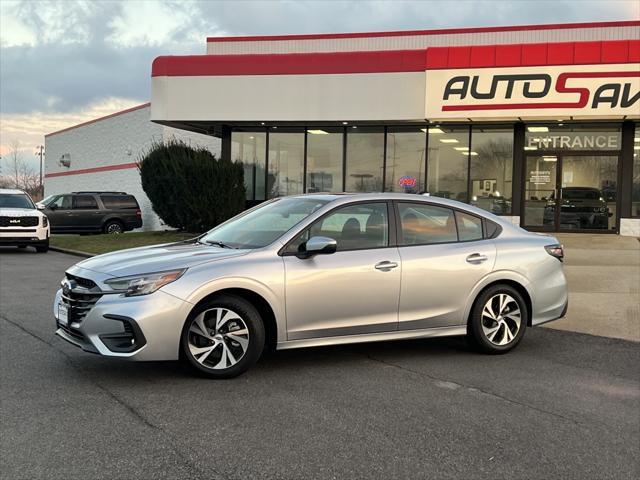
[47,20,640,234]
[44,104,220,230]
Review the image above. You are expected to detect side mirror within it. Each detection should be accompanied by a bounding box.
[36,204,46,210]
[297,236,337,259]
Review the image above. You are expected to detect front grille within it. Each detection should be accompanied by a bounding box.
[0,216,39,227]
[61,274,102,323]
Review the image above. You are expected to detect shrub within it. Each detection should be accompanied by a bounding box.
[138,140,245,232]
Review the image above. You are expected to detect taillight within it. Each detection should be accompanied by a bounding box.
[136,210,142,217]
[545,244,564,262]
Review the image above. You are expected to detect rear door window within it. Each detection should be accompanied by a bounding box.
[100,195,139,209]
[455,211,483,241]
[397,203,457,245]
[73,195,98,209]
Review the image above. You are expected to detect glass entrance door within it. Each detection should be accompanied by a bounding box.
[523,155,619,232]
[523,155,558,230]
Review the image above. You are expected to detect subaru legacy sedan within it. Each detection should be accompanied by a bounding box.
[54,194,568,378]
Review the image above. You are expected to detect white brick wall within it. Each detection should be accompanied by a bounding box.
[44,105,221,231]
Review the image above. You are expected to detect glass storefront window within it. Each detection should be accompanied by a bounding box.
[470,127,513,215]
[633,124,640,217]
[385,127,426,193]
[267,131,304,198]
[306,127,344,193]
[345,127,384,192]
[427,126,469,202]
[232,131,266,200]
[524,124,622,152]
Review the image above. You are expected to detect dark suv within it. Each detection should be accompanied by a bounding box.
[41,192,143,234]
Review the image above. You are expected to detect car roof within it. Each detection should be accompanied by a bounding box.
[286,192,520,230]
[289,192,479,209]
[0,188,27,195]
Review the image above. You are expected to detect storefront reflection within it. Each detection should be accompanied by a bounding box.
[543,187,613,230]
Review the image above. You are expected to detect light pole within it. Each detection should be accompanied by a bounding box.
[35,145,44,194]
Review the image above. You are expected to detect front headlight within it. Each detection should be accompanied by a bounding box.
[42,216,48,227]
[104,269,186,296]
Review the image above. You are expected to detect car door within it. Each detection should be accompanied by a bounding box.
[395,202,496,330]
[45,195,73,231]
[282,201,401,340]
[72,195,102,231]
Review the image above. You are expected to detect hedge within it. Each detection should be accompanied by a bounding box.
[138,140,245,232]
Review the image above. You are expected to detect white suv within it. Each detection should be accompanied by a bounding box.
[0,188,50,253]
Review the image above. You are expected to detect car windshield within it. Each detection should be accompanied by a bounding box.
[0,193,35,209]
[200,197,330,249]
[39,194,58,206]
[563,189,601,200]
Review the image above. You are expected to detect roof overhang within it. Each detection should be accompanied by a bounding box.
[151,39,640,129]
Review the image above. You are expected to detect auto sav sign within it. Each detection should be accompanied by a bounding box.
[425,63,640,120]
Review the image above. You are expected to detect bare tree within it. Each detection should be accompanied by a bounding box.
[5,140,42,199]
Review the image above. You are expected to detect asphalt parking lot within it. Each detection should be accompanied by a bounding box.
[1,248,639,480]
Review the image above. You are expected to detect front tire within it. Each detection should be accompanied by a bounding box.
[468,284,527,354]
[180,295,265,379]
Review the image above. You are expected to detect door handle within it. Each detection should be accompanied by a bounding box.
[375,261,398,271]
[466,253,488,264]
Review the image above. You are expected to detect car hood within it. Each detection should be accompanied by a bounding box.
[74,241,250,277]
[0,208,41,216]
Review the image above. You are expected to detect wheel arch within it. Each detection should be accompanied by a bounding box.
[186,287,279,351]
[102,217,124,230]
[465,273,534,328]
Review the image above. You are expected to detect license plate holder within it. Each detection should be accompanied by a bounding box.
[58,303,69,326]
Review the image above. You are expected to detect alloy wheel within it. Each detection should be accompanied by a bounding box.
[107,223,123,234]
[187,307,250,370]
[481,293,521,346]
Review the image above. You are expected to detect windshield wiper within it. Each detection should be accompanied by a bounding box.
[201,239,236,249]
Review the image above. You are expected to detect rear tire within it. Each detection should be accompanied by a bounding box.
[103,220,123,234]
[35,241,49,253]
[468,284,527,354]
[180,294,265,379]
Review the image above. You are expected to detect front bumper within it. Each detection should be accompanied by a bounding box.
[53,288,193,361]
[0,226,49,245]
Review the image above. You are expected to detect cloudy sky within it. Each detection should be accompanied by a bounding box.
[1,0,638,171]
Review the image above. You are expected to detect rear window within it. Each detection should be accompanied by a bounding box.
[100,195,139,209]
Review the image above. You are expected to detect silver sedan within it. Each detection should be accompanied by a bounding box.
[54,193,568,378]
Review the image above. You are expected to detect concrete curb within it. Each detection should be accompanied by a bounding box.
[49,246,95,258]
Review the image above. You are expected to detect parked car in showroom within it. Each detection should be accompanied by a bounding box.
[543,187,612,230]
[53,193,568,378]
[40,191,142,234]
[0,188,50,252]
